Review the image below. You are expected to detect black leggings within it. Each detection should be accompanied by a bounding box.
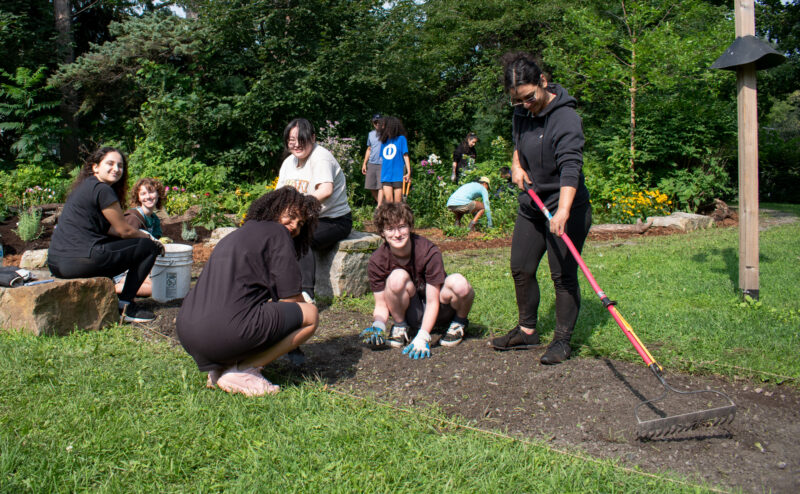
[298,213,353,296]
[510,201,592,337]
[48,238,161,302]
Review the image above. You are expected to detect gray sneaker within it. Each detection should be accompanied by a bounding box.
[387,324,409,348]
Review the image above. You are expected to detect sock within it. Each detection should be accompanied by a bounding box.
[452,315,468,326]
[372,320,387,331]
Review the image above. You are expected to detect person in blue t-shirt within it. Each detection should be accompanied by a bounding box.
[379,116,411,203]
[446,177,493,231]
[361,114,384,205]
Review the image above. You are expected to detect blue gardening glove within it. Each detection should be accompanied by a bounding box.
[360,321,386,347]
[402,331,431,360]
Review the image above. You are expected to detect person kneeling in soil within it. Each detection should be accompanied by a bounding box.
[176,187,321,396]
[114,177,167,297]
[360,202,474,359]
[446,177,493,231]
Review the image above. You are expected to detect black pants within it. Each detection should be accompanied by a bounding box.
[510,201,592,338]
[48,238,161,302]
[299,213,353,296]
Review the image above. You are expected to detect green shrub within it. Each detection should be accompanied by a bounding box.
[128,139,229,192]
[14,208,41,242]
[0,163,71,207]
[656,157,733,212]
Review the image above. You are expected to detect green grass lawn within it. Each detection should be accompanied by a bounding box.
[2,214,798,492]
[0,328,710,493]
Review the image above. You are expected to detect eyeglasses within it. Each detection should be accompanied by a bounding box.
[383,225,410,235]
[510,90,538,107]
[287,138,304,148]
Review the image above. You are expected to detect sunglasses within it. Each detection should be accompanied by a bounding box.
[510,90,539,107]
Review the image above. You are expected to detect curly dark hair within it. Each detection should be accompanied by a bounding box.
[246,186,321,258]
[373,202,414,237]
[378,116,406,143]
[129,177,165,210]
[501,51,544,92]
[71,146,129,203]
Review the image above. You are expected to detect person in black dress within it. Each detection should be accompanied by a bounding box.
[176,187,321,396]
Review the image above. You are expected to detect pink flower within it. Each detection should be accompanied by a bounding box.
[173,186,179,191]
[181,188,185,192]
[204,192,210,197]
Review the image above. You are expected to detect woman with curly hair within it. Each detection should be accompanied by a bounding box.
[176,187,322,396]
[114,177,167,297]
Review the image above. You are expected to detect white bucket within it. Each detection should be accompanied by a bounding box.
[151,243,193,303]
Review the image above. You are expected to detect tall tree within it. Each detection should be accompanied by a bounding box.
[544,0,735,179]
[54,0,80,166]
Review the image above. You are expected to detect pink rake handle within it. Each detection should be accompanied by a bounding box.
[524,185,658,368]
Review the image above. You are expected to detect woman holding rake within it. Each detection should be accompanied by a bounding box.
[488,52,592,365]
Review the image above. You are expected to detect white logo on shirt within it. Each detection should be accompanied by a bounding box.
[382,144,397,160]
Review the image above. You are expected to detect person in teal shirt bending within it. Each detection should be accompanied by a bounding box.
[446,177,493,231]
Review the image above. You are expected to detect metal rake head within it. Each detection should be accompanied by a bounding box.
[635,366,736,440]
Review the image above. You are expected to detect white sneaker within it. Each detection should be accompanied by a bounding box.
[302,291,315,305]
[387,324,409,348]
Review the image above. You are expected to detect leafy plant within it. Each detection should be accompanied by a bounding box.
[128,139,229,192]
[441,225,469,238]
[191,195,233,230]
[14,208,42,242]
[0,66,62,167]
[656,157,733,212]
[595,188,672,224]
[180,222,197,242]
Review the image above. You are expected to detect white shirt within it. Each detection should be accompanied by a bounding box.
[277,144,351,219]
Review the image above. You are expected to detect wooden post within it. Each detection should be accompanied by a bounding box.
[735,0,759,300]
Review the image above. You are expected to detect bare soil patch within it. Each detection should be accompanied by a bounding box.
[3,208,799,492]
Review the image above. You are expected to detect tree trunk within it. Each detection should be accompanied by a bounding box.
[54,0,79,168]
[629,46,637,172]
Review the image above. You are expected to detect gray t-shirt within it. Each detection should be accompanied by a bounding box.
[367,130,382,165]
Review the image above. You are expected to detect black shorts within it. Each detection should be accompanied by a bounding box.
[405,292,456,330]
[177,301,304,371]
[382,181,403,188]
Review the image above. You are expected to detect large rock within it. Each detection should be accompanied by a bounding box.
[20,249,48,269]
[646,212,714,231]
[0,277,118,336]
[204,227,238,247]
[314,231,382,298]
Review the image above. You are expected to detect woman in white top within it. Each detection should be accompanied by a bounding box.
[277,118,352,302]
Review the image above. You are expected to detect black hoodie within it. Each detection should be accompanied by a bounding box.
[512,83,590,219]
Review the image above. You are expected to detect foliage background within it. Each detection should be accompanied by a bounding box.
[0,0,798,225]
